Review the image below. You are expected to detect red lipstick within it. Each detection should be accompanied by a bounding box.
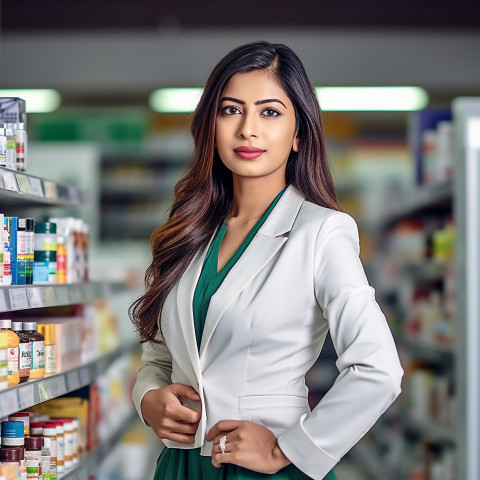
[234,146,265,160]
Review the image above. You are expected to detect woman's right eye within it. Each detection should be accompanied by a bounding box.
[221,106,242,115]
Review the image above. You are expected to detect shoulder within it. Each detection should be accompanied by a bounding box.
[294,199,359,239]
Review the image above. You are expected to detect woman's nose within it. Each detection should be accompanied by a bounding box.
[239,112,258,138]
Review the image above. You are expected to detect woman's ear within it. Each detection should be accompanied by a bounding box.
[292,135,300,152]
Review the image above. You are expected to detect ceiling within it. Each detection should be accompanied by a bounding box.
[2,0,480,31]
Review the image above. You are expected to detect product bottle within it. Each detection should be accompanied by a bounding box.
[45,422,62,476]
[41,425,56,480]
[0,320,20,386]
[1,213,4,285]
[4,125,17,171]
[55,236,66,285]
[0,127,7,167]
[3,219,12,286]
[16,219,27,286]
[1,421,25,454]
[11,322,31,383]
[15,123,27,172]
[33,222,57,285]
[22,323,45,380]
[25,219,34,285]
[0,330,8,390]
[36,325,55,376]
[40,436,51,480]
[8,413,30,438]
[54,420,72,469]
[29,423,44,437]
[24,436,42,480]
[0,448,22,479]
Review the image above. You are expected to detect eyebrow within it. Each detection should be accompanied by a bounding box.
[220,96,288,109]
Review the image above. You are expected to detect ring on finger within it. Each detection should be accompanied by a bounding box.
[219,434,227,454]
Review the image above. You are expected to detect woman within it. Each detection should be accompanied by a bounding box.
[130,41,404,480]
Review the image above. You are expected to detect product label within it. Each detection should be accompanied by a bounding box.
[40,242,57,251]
[0,355,8,381]
[19,341,32,376]
[16,142,25,154]
[57,435,64,463]
[25,450,41,479]
[45,344,56,375]
[17,231,27,283]
[7,345,19,375]
[2,436,23,446]
[41,454,51,478]
[49,261,57,282]
[64,431,72,459]
[33,262,50,284]
[49,437,57,460]
[31,340,45,370]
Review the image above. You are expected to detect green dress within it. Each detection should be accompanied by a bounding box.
[154,187,338,480]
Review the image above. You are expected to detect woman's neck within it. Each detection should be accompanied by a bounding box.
[228,177,287,224]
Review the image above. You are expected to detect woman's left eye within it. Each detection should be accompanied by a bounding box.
[262,108,280,117]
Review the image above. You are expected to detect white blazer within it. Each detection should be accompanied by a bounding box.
[132,184,404,480]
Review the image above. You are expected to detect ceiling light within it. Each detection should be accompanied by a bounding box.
[149,88,203,113]
[315,87,428,111]
[0,89,61,113]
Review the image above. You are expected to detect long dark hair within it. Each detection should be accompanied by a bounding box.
[130,40,340,343]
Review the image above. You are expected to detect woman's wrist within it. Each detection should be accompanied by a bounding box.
[272,441,292,472]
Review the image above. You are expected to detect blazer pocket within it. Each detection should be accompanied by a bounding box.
[238,394,309,436]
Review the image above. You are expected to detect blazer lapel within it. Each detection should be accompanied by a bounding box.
[176,228,218,379]
[198,184,306,361]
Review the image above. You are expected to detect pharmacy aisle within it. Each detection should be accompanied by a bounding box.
[0,99,160,480]
[337,97,480,480]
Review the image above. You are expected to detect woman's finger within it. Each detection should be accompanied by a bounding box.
[154,430,197,444]
[206,420,242,441]
[211,451,236,468]
[168,419,199,435]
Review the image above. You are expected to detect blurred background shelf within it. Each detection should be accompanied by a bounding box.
[0,342,140,418]
[0,281,110,312]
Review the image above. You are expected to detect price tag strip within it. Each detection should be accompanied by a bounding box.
[79,367,90,386]
[9,288,29,310]
[0,389,20,417]
[26,287,45,308]
[38,379,53,402]
[0,289,9,312]
[50,375,67,397]
[29,177,44,197]
[2,170,19,192]
[42,286,57,306]
[55,286,70,305]
[43,180,58,199]
[67,371,81,391]
[16,174,34,194]
[18,383,35,410]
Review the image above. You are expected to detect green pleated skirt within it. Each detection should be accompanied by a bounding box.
[153,447,338,480]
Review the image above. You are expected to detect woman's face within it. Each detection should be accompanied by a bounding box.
[215,69,299,181]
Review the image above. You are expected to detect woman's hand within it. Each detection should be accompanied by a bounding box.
[141,383,202,444]
[207,420,292,474]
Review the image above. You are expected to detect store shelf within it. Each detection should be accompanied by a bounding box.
[399,259,453,281]
[347,440,385,480]
[0,166,89,207]
[379,181,452,228]
[386,408,456,445]
[401,337,456,361]
[0,342,140,418]
[0,282,109,312]
[62,410,138,480]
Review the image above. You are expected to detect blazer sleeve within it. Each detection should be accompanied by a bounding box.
[276,211,404,480]
[132,331,173,427]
